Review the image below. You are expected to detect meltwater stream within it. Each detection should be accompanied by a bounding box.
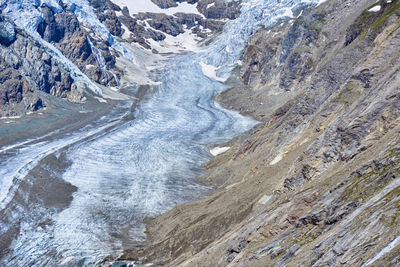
[0,0,325,265]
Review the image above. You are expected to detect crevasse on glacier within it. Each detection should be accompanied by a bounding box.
[0,0,325,266]
[204,0,326,80]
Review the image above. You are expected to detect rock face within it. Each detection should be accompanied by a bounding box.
[0,0,239,117]
[37,6,119,86]
[197,0,242,20]
[118,0,400,266]
[90,0,239,51]
[151,0,243,20]
[88,0,123,37]
[0,17,79,117]
[0,21,16,46]
[0,1,123,117]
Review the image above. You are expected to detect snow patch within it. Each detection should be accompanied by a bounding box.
[368,5,381,12]
[110,0,202,16]
[210,146,230,156]
[207,3,215,9]
[257,194,272,205]
[95,97,107,103]
[146,29,204,53]
[270,151,284,165]
[199,62,227,82]
[121,24,132,39]
[363,235,400,266]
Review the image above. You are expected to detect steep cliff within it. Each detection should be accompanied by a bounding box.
[0,16,80,117]
[0,1,120,117]
[0,0,239,118]
[121,0,400,265]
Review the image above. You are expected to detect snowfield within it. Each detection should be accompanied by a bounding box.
[110,0,202,16]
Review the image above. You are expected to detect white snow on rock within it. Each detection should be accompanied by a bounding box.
[368,5,381,12]
[257,195,272,205]
[63,0,134,62]
[110,0,202,16]
[1,0,103,95]
[40,0,63,12]
[270,151,284,165]
[199,62,227,82]
[207,3,215,9]
[363,235,400,266]
[146,29,204,53]
[210,146,230,156]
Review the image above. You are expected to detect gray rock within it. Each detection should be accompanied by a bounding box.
[0,21,16,46]
[26,97,44,111]
[151,0,179,8]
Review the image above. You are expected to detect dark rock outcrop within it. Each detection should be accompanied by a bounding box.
[0,16,80,116]
[0,21,16,46]
[151,0,180,9]
[37,6,119,86]
[102,0,238,50]
[198,0,242,20]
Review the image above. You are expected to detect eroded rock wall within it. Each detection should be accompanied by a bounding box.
[0,1,122,117]
[0,16,79,117]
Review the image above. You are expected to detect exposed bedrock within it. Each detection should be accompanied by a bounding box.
[0,17,80,117]
[94,0,238,50]
[151,0,242,19]
[0,0,124,117]
[37,6,119,86]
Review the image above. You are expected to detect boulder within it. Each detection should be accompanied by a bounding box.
[26,97,45,111]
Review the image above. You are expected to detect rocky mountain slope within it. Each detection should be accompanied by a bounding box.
[0,0,238,117]
[116,0,400,265]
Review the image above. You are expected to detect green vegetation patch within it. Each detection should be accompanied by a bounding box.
[334,81,361,106]
[339,154,399,203]
[346,0,400,44]
[369,0,400,31]
[293,226,322,246]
